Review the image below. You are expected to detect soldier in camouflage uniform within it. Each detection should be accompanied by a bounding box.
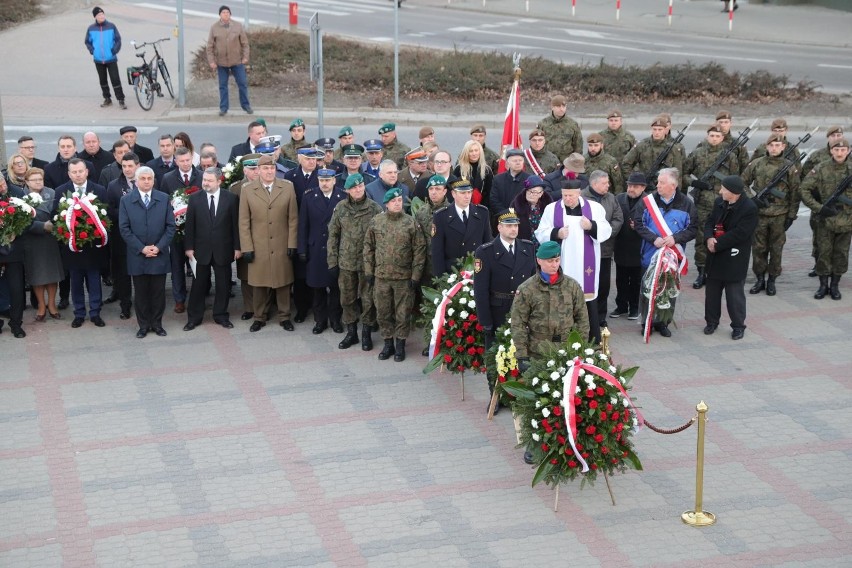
[657,113,687,172]
[378,122,411,169]
[585,132,624,194]
[228,153,261,320]
[751,119,801,162]
[800,126,845,276]
[741,134,800,296]
[683,123,740,288]
[470,125,500,173]
[281,118,311,162]
[697,110,749,174]
[327,173,384,351]
[622,117,684,187]
[333,126,355,162]
[525,129,560,174]
[800,137,852,301]
[599,109,636,163]
[363,187,427,362]
[536,95,583,162]
[510,240,589,364]
[414,174,450,356]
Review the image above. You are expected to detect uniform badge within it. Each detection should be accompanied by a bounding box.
[431,223,436,237]
[474,259,482,273]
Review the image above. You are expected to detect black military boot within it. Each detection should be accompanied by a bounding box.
[814,276,829,299]
[378,338,395,360]
[692,267,706,289]
[361,324,373,351]
[830,275,842,300]
[766,275,777,296]
[338,323,359,349]
[393,338,406,362]
[749,273,765,294]
[808,265,817,277]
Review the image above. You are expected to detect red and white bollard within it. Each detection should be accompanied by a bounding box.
[668,0,673,26]
[572,0,576,17]
[728,0,734,31]
[616,0,621,21]
[288,2,298,31]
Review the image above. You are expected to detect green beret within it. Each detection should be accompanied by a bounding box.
[289,118,305,130]
[426,175,447,188]
[378,122,396,135]
[344,173,364,189]
[383,187,403,204]
[536,241,561,260]
[338,125,353,138]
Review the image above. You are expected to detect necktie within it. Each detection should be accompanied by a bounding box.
[75,185,84,193]
[462,210,468,225]
[509,243,514,256]
[266,185,272,193]
[143,193,150,208]
[209,194,216,220]
[184,173,190,186]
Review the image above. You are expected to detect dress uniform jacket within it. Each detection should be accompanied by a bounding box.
[431,203,492,276]
[283,168,319,208]
[473,237,536,330]
[297,187,346,288]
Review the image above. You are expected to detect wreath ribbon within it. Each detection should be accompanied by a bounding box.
[643,246,681,344]
[428,270,474,360]
[560,356,644,473]
[64,194,108,252]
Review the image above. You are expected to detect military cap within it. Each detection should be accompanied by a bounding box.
[315,137,335,150]
[505,148,525,159]
[715,110,732,121]
[418,126,434,139]
[338,125,354,138]
[378,123,396,135]
[297,147,324,159]
[721,175,745,195]
[770,118,788,130]
[827,126,844,137]
[561,180,583,191]
[651,117,667,128]
[626,172,648,186]
[449,179,473,192]
[497,208,520,225]
[830,137,850,149]
[405,148,428,162]
[586,132,604,144]
[470,124,487,135]
[564,153,586,173]
[607,109,622,119]
[344,173,364,189]
[241,153,262,167]
[317,168,337,178]
[529,128,546,139]
[707,123,723,134]
[383,187,403,204]
[765,133,785,145]
[364,139,384,152]
[342,143,365,157]
[289,118,305,130]
[259,134,281,148]
[119,125,138,135]
[537,241,561,259]
[258,155,276,166]
[658,113,673,125]
[524,175,545,190]
[426,174,447,188]
[256,140,278,154]
[550,95,567,106]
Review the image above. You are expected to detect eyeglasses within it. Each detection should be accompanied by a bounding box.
[27,177,44,182]
[433,160,450,164]
[527,189,543,195]
[12,160,27,166]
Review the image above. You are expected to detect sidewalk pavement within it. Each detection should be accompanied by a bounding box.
[1,195,851,567]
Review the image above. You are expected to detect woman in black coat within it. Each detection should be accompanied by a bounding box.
[703,175,758,340]
[511,175,553,248]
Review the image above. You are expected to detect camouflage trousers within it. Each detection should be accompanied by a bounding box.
[339,269,376,326]
[815,229,851,276]
[810,216,820,259]
[374,278,415,339]
[693,196,716,268]
[752,215,787,277]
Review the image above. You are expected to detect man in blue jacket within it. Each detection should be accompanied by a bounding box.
[85,7,126,109]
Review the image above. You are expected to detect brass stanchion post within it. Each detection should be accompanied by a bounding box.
[682,400,716,526]
[600,327,611,356]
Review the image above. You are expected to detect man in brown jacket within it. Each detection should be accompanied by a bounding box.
[239,155,299,332]
[206,5,252,117]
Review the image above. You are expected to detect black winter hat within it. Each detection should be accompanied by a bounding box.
[219,5,231,14]
[92,6,104,17]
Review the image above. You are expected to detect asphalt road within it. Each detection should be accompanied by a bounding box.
[129,0,850,94]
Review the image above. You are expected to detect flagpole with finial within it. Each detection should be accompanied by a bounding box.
[497,54,523,175]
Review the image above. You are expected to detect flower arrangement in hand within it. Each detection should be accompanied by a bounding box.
[0,193,40,246]
[422,253,486,376]
[171,185,201,241]
[501,329,643,489]
[221,156,245,188]
[641,246,682,341]
[53,190,110,251]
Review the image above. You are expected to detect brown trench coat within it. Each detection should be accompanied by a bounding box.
[238,179,299,288]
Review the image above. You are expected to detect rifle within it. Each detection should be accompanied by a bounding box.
[817,171,852,218]
[689,118,758,201]
[753,127,819,209]
[646,117,695,188]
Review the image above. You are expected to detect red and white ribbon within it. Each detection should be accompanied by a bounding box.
[523,147,545,178]
[64,194,108,252]
[560,356,643,473]
[642,246,680,343]
[643,194,688,275]
[428,270,473,360]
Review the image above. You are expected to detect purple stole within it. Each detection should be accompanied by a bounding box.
[553,199,597,295]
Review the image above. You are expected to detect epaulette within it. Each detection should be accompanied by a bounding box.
[433,206,449,215]
[479,241,494,249]
[472,203,490,211]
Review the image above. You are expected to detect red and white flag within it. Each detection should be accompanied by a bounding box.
[497,76,522,174]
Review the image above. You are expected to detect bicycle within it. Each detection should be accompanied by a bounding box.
[126,37,174,111]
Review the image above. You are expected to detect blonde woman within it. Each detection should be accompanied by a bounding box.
[5,153,29,191]
[453,140,493,206]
